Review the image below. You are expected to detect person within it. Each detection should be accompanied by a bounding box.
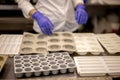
[16,0,88,35]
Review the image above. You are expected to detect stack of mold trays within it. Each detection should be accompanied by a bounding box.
[14,52,76,78]
[74,56,107,76]
[0,55,8,72]
[0,34,23,57]
[96,33,120,54]
[103,56,120,76]
[73,33,104,55]
[19,32,76,54]
[74,56,120,76]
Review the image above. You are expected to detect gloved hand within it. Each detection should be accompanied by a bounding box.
[83,0,87,3]
[75,4,88,24]
[32,11,54,35]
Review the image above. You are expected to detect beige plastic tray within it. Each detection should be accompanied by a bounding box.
[74,56,107,76]
[74,56,120,76]
[73,33,104,55]
[103,56,120,76]
[0,55,8,72]
[19,32,76,54]
[96,33,120,54]
[0,35,23,57]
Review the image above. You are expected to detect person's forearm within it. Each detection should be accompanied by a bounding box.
[29,9,37,17]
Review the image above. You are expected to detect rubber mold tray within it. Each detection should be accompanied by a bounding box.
[74,56,120,76]
[14,52,76,78]
[19,32,76,54]
[73,33,104,55]
[0,34,23,57]
[0,55,8,72]
[96,33,120,54]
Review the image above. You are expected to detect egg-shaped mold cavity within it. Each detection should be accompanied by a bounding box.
[24,63,31,67]
[37,34,46,40]
[60,64,67,68]
[15,64,22,67]
[23,55,29,59]
[32,63,39,66]
[68,63,75,68]
[22,41,33,45]
[50,33,59,37]
[39,54,45,57]
[46,54,53,57]
[15,60,21,63]
[21,47,33,53]
[23,59,30,63]
[56,57,62,60]
[24,67,32,72]
[24,68,32,77]
[58,60,64,64]
[36,47,47,53]
[49,45,61,50]
[49,38,60,43]
[36,41,47,46]
[31,55,38,58]
[63,39,73,43]
[51,65,58,70]
[16,68,23,73]
[41,62,48,65]
[42,66,50,75]
[51,65,59,74]
[40,58,46,62]
[68,63,75,72]
[49,61,56,65]
[24,34,34,39]
[33,67,41,71]
[31,59,38,62]
[33,67,41,76]
[59,64,67,73]
[66,59,72,63]
[14,56,21,59]
[64,56,70,59]
[43,66,50,70]
[62,33,72,37]
[48,57,54,61]
[54,53,61,57]
[63,44,75,50]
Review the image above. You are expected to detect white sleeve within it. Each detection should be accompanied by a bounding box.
[72,0,84,7]
[16,0,35,18]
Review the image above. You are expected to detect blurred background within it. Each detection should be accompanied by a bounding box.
[0,0,120,34]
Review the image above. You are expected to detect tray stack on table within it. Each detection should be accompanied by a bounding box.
[19,32,76,55]
[96,33,120,54]
[14,52,76,78]
[0,34,23,57]
[0,55,8,72]
[73,33,104,55]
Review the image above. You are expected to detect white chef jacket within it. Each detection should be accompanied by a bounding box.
[16,0,83,33]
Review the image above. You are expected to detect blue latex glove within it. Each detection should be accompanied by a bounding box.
[83,0,87,3]
[32,11,54,35]
[75,4,88,24]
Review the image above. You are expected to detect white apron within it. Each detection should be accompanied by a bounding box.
[16,0,83,33]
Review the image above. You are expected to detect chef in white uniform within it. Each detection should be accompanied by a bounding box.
[16,0,88,35]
